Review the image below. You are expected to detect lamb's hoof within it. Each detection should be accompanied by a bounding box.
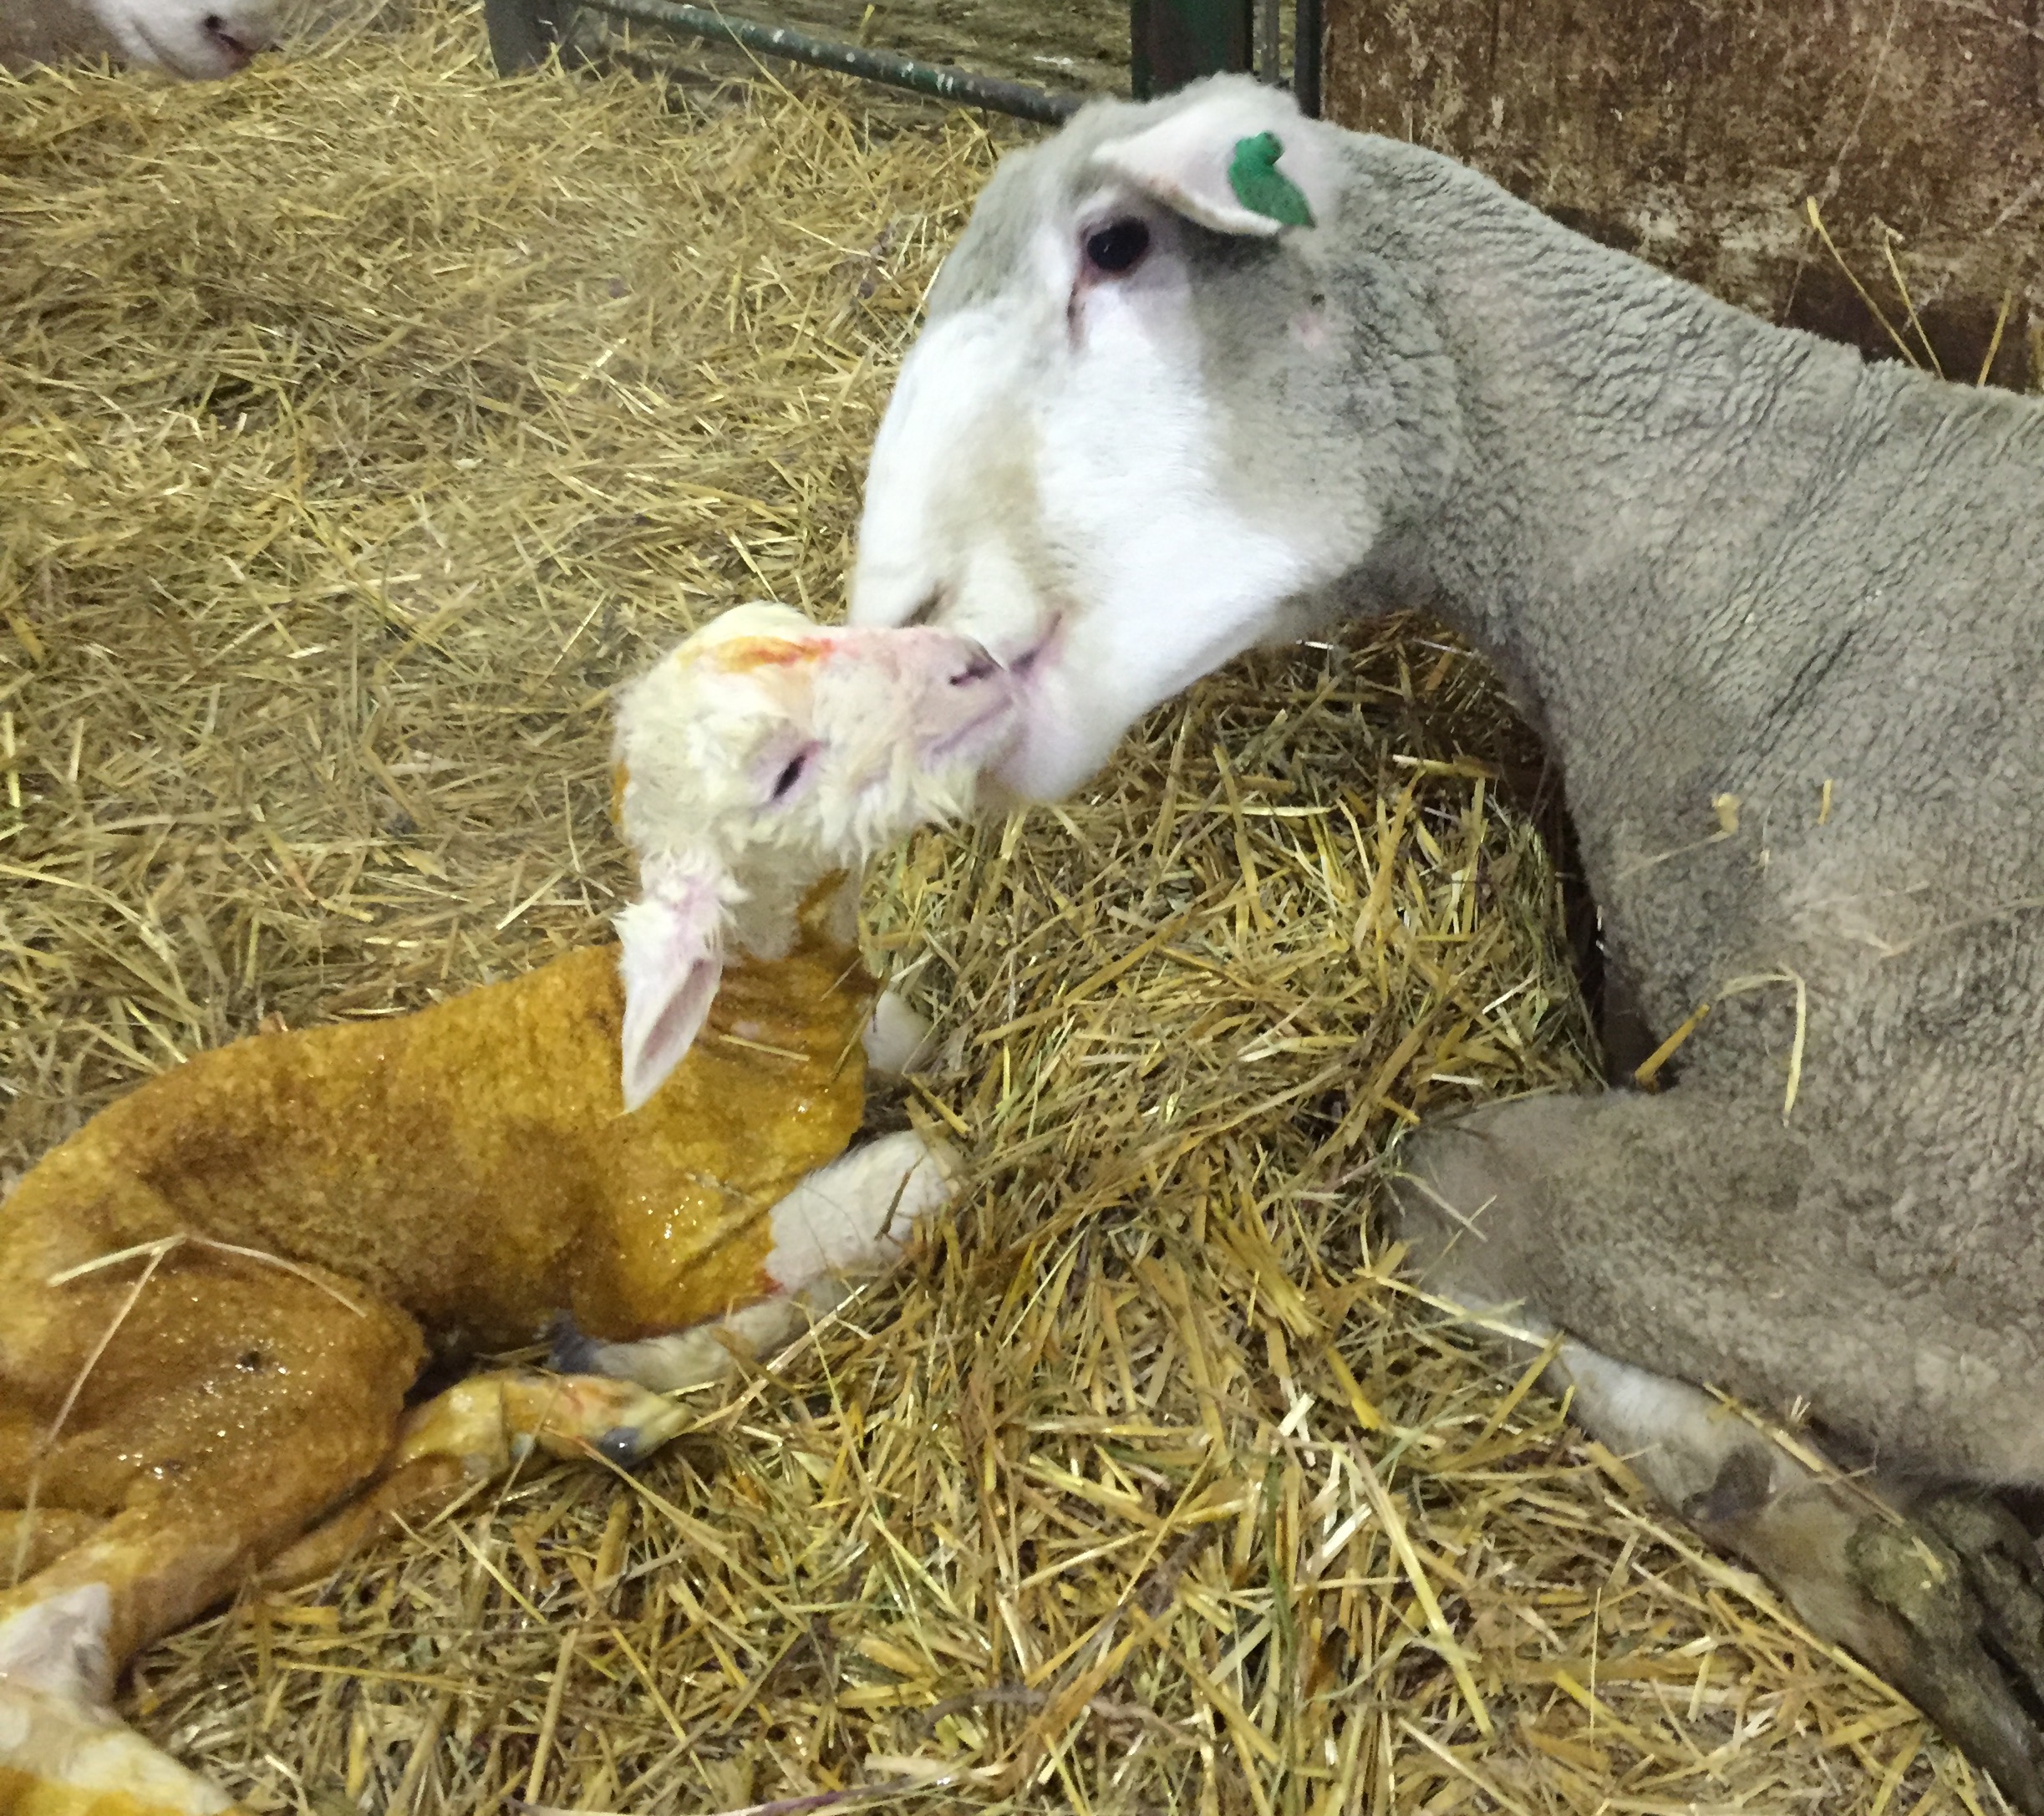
[516,1374,690,1464]
[1847,1492,2044,1815]
[0,1678,235,1815]
[593,1423,664,1468]
[546,1314,602,1376]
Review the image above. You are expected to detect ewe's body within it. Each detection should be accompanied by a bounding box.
[851,77,2044,1805]
[0,0,277,77]
[0,604,1015,1816]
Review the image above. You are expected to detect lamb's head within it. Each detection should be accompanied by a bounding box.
[850,76,1462,801]
[84,0,277,74]
[609,601,1017,1109]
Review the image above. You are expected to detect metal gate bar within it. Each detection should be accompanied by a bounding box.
[486,0,1083,121]
[485,0,1320,123]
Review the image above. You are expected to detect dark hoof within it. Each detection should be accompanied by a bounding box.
[1848,1493,2044,1815]
[1917,1492,2044,1702]
[547,1314,601,1376]
[594,1426,651,1468]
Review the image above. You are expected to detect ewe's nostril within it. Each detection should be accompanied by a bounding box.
[202,13,259,55]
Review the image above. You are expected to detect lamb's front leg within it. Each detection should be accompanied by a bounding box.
[1397,1092,2044,1814]
[557,1129,957,1394]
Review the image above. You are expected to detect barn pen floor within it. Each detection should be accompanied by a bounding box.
[0,8,2006,1813]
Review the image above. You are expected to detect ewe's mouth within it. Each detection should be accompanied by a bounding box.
[925,699,1021,765]
[1004,613,1063,682]
[135,13,253,74]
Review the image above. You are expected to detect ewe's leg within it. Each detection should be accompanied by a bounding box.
[1396,1089,2044,1482]
[561,1130,956,1393]
[1397,1096,2044,1813]
[1552,1340,2044,1814]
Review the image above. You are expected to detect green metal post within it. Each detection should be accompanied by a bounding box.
[1130,0,1253,99]
[1294,0,1322,115]
[496,0,1083,122]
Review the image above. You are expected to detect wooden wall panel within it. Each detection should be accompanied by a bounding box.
[1322,0,2042,386]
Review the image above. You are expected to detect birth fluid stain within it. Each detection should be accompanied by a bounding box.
[713,638,822,674]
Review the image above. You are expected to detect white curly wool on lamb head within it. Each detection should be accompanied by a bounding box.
[608,601,1016,1111]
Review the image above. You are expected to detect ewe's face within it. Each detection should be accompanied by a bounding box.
[851,88,1367,802]
[614,607,1017,895]
[89,0,277,74]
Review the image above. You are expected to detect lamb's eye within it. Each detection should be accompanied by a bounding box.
[770,752,810,801]
[1083,218,1150,277]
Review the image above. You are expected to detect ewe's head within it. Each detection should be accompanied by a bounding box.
[851,76,1457,800]
[609,601,1016,1109]
[84,0,277,74]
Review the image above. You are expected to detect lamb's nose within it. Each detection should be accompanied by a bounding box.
[948,643,1000,686]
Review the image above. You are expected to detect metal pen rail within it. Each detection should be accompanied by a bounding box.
[484,0,1085,121]
[484,0,1321,124]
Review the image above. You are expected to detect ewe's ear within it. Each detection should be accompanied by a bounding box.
[1095,81,1333,238]
[616,891,725,1112]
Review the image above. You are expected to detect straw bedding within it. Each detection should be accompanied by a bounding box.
[0,10,2003,1813]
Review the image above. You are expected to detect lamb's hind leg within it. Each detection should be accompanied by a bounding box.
[262,1368,689,1588]
[559,1128,957,1394]
[0,1262,424,1815]
[1397,1090,2044,1813]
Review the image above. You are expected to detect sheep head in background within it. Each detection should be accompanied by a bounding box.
[1,0,278,76]
[609,599,1015,1111]
[847,74,2044,1811]
[0,603,1014,1816]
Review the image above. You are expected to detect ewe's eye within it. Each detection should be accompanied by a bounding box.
[1082,218,1151,277]
[770,750,811,801]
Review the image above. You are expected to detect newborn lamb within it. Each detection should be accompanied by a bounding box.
[0,601,1015,1816]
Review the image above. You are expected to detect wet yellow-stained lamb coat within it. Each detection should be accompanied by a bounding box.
[0,878,877,1383]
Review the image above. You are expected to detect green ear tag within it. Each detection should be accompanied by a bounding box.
[1228,131,1314,228]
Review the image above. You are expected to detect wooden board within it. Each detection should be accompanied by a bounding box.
[1323,0,2043,388]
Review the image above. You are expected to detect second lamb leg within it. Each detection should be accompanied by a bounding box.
[0,1261,425,1815]
[262,1369,692,1588]
[559,1129,958,1394]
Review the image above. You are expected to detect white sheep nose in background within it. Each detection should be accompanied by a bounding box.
[94,0,279,75]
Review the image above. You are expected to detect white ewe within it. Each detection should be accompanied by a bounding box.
[849,74,2044,1808]
[0,602,1015,1816]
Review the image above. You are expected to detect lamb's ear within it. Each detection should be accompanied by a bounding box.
[1095,82,1333,238]
[616,891,725,1112]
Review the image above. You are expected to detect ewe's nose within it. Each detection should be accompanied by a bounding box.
[202,6,272,62]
